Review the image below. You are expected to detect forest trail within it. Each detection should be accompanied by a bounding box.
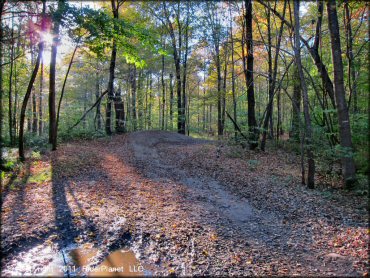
[1,131,368,276]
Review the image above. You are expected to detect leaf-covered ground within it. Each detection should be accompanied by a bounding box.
[1,131,368,276]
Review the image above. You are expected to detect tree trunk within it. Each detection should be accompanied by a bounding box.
[182,5,189,134]
[161,56,166,130]
[293,0,315,188]
[114,84,126,133]
[244,0,258,149]
[131,64,137,131]
[163,3,184,134]
[267,5,273,139]
[290,66,301,141]
[344,0,358,113]
[169,73,174,130]
[105,0,125,134]
[56,43,79,137]
[260,0,287,151]
[95,65,102,130]
[13,29,21,142]
[49,0,65,150]
[327,0,357,188]
[222,41,228,136]
[19,0,46,161]
[0,0,5,165]
[32,87,37,133]
[277,87,282,140]
[216,44,223,137]
[8,14,15,144]
[229,5,237,140]
[148,73,152,128]
[38,57,43,135]
[257,0,336,109]
[137,70,143,130]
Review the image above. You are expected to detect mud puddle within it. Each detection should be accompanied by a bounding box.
[4,242,150,277]
[43,244,150,277]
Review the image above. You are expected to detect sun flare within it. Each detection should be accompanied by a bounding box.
[41,32,54,45]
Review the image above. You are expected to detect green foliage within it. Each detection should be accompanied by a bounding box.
[31,151,42,160]
[28,169,52,184]
[58,128,106,142]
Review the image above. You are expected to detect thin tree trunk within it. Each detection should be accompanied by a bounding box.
[277,87,282,140]
[56,43,79,136]
[0,0,5,165]
[95,64,102,130]
[137,70,143,130]
[261,0,287,151]
[182,4,189,134]
[38,57,43,135]
[145,73,149,129]
[327,0,357,188]
[169,73,174,130]
[257,0,336,109]
[8,14,15,143]
[163,3,183,134]
[148,73,152,129]
[222,41,228,136]
[244,0,258,149]
[13,27,21,141]
[49,0,65,150]
[114,83,126,133]
[19,0,46,161]
[131,64,137,131]
[267,5,273,139]
[344,0,358,113]
[229,4,237,140]
[106,0,125,134]
[83,89,87,129]
[290,66,301,141]
[216,43,223,137]
[161,56,166,130]
[32,86,37,133]
[293,0,315,188]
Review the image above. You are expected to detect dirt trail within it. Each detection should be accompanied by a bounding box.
[129,131,280,242]
[1,131,367,276]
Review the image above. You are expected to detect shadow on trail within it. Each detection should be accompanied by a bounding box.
[1,162,32,258]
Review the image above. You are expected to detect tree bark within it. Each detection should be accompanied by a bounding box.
[32,86,37,133]
[244,0,258,149]
[169,73,174,130]
[293,0,315,188]
[229,4,237,140]
[0,0,5,165]
[8,13,15,143]
[38,57,43,135]
[19,0,46,161]
[114,84,125,133]
[327,0,357,187]
[56,43,79,136]
[161,56,166,130]
[131,64,137,131]
[137,70,143,130]
[148,73,152,128]
[95,64,102,130]
[49,0,65,150]
[290,66,301,141]
[163,3,184,134]
[344,0,358,113]
[182,3,189,134]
